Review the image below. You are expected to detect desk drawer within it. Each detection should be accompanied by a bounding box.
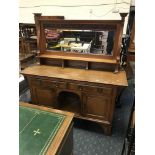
[83,85,112,95]
[30,78,65,89]
[67,83,82,91]
[67,83,112,95]
[41,80,65,89]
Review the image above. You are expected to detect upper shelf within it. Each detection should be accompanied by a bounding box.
[38,54,117,64]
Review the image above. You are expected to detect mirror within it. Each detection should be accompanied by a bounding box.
[43,28,115,56]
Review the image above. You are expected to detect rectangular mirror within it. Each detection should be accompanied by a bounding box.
[43,28,115,56]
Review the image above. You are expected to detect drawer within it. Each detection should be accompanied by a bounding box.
[41,80,65,89]
[67,83,112,95]
[30,78,65,89]
[67,83,83,91]
[83,85,112,95]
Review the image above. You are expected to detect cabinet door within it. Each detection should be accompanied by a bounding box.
[28,78,59,107]
[84,94,111,121]
[34,87,57,107]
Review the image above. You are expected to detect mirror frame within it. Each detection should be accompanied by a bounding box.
[34,13,127,72]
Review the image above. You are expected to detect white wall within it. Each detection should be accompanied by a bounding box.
[131,0,135,6]
[19,0,132,34]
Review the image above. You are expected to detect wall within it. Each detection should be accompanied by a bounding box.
[131,0,135,6]
[19,0,132,34]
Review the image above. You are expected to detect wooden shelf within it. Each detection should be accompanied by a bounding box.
[38,54,117,64]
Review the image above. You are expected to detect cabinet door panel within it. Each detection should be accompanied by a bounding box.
[84,94,111,120]
[35,88,56,107]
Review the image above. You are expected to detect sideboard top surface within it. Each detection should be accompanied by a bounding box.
[21,65,128,86]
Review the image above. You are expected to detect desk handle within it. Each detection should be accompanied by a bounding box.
[78,86,83,91]
[55,84,58,88]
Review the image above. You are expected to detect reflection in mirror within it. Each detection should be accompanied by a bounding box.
[44,28,115,55]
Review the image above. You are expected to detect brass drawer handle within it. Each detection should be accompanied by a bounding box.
[78,86,83,91]
[55,84,58,88]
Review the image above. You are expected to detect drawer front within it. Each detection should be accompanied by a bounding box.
[41,80,65,89]
[29,78,65,89]
[29,78,112,96]
[83,85,112,95]
[67,83,82,91]
[67,83,112,95]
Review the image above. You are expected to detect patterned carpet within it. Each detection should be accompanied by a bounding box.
[20,79,134,155]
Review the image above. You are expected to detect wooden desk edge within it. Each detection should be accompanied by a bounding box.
[19,102,74,117]
[19,102,74,155]
[21,72,128,87]
[20,66,128,87]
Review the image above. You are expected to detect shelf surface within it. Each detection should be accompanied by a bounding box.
[39,54,117,64]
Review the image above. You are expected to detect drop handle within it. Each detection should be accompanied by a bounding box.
[55,84,58,88]
[78,86,83,91]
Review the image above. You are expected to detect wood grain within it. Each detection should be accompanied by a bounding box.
[21,65,127,86]
[39,54,117,64]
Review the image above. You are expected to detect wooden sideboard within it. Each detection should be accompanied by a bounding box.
[21,65,127,135]
[21,14,128,135]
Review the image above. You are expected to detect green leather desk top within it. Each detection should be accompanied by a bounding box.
[19,106,66,155]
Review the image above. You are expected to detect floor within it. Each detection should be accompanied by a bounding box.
[20,75,134,155]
